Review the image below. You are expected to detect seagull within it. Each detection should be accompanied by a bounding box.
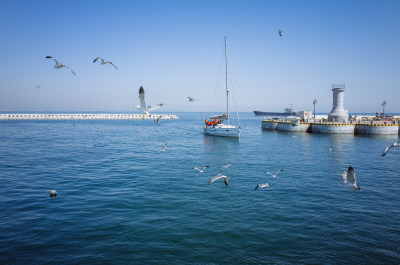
[381,141,400,156]
[45,56,76,76]
[93,57,118,70]
[159,143,167,152]
[154,116,161,123]
[192,166,209,173]
[220,163,232,172]
[188,97,197,102]
[255,183,270,190]
[133,86,163,116]
[278,29,283,37]
[208,174,229,186]
[339,166,360,191]
[265,169,283,178]
[48,190,57,197]
[36,85,41,88]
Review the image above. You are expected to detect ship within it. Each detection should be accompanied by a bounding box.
[254,106,296,116]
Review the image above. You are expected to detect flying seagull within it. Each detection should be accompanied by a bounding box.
[208,174,230,186]
[339,166,360,191]
[93,57,119,70]
[192,166,209,173]
[255,183,270,190]
[45,56,76,76]
[188,97,197,102]
[48,190,57,197]
[220,163,232,172]
[36,85,41,88]
[158,143,167,152]
[278,30,283,37]
[265,169,283,178]
[381,141,400,156]
[133,86,163,116]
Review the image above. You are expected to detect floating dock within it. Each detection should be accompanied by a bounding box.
[0,113,179,120]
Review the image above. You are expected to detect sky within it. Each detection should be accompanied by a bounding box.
[0,0,399,114]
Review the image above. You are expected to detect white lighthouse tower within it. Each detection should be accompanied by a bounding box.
[328,84,348,122]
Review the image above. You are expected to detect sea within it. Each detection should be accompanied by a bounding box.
[0,112,399,264]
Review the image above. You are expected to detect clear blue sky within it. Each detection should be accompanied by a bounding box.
[0,0,399,113]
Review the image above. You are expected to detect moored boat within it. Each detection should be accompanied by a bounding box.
[204,36,240,138]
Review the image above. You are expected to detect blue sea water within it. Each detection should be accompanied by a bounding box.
[0,112,399,264]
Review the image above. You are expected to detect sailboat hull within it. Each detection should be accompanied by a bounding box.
[203,124,240,138]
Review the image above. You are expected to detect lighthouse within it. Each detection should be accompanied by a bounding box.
[328,84,348,122]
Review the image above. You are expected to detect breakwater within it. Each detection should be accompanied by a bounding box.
[262,120,400,135]
[0,113,179,120]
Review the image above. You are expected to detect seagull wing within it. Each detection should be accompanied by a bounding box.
[224,177,229,186]
[255,184,260,190]
[109,62,119,70]
[147,104,163,111]
[46,56,60,66]
[93,57,101,63]
[382,143,395,156]
[201,166,209,171]
[208,174,225,184]
[339,172,347,183]
[64,66,77,76]
[347,166,356,185]
[274,169,283,175]
[139,87,147,111]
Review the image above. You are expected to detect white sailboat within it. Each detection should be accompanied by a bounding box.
[204,36,240,138]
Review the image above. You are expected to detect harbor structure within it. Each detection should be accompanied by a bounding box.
[0,113,179,120]
[261,84,399,135]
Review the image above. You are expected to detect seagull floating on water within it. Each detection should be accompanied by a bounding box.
[208,174,229,186]
[192,166,209,173]
[278,29,283,37]
[133,86,163,116]
[339,166,360,191]
[93,57,118,70]
[381,141,400,156]
[265,169,283,178]
[48,190,57,197]
[45,56,76,76]
[255,183,270,190]
[159,143,167,152]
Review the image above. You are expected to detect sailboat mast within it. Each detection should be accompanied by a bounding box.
[225,36,229,125]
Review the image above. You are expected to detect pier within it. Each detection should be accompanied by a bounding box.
[0,113,179,120]
[262,116,400,135]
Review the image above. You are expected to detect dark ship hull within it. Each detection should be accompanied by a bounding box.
[254,111,296,116]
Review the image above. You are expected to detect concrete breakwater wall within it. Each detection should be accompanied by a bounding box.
[262,120,399,135]
[0,113,179,120]
[310,124,355,134]
[354,123,399,135]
